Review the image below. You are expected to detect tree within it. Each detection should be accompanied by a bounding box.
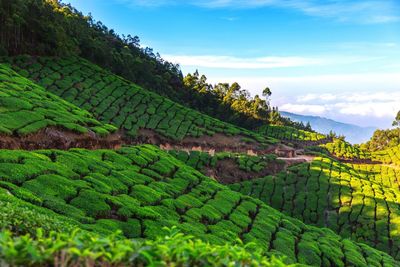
[392,110,400,141]
[262,87,271,98]
[393,111,400,127]
[305,122,312,132]
[262,87,272,106]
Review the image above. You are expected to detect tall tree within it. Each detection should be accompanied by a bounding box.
[393,111,400,127]
[393,110,400,141]
[262,87,272,106]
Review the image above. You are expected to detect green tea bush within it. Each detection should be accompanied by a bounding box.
[169,149,282,177]
[372,145,400,166]
[0,64,115,136]
[321,139,371,160]
[0,146,397,266]
[6,56,275,145]
[258,125,327,142]
[0,227,293,267]
[230,155,400,260]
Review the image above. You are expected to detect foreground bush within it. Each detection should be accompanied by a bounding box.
[0,227,289,267]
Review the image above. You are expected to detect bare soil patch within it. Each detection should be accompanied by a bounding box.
[0,127,122,150]
[137,129,274,155]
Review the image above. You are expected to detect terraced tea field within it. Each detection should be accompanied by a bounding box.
[3,56,276,149]
[0,64,116,137]
[321,139,371,161]
[230,155,400,259]
[373,145,400,166]
[258,125,328,143]
[0,145,396,266]
[168,150,285,183]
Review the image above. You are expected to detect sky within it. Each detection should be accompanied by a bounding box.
[63,0,400,128]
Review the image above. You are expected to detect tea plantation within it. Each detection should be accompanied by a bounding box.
[321,139,371,160]
[258,125,327,142]
[372,145,400,166]
[0,195,289,266]
[0,64,116,137]
[3,56,275,146]
[0,227,293,267]
[0,145,397,266]
[3,1,400,266]
[0,196,290,266]
[230,155,400,260]
[168,149,283,182]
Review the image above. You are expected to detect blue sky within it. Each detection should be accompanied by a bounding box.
[63,0,400,128]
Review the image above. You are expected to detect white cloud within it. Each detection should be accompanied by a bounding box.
[203,73,400,127]
[163,54,376,69]
[280,103,327,115]
[297,92,400,104]
[205,72,400,94]
[281,92,400,119]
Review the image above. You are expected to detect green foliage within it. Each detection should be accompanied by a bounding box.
[0,145,397,266]
[321,139,371,160]
[363,128,400,151]
[372,145,400,166]
[6,56,276,146]
[0,227,292,267]
[169,149,281,174]
[0,0,308,133]
[258,125,327,142]
[230,155,400,260]
[0,64,114,136]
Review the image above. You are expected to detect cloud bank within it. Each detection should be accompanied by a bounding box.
[280,92,400,127]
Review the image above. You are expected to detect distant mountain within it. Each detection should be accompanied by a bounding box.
[281,111,377,144]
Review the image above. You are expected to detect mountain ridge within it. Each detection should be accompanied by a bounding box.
[281,111,377,144]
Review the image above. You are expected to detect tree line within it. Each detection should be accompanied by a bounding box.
[362,111,400,151]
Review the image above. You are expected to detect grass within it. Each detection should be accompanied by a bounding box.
[0,64,116,136]
[0,145,397,266]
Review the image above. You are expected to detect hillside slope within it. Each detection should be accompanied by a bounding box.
[0,63,119,149]
[230,151,400,260]
[4,56,280,153]
[0,145,397,266]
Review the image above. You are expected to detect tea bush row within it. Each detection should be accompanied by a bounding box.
[258,125,326,142]
[372,145,400,166]
[230,156,400,259]
[321,139,371,160]
[5,56,274,145]
[0,146,397,266]
[168,150,280,174]
[0,227,290,267]
[0,64,116,136]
